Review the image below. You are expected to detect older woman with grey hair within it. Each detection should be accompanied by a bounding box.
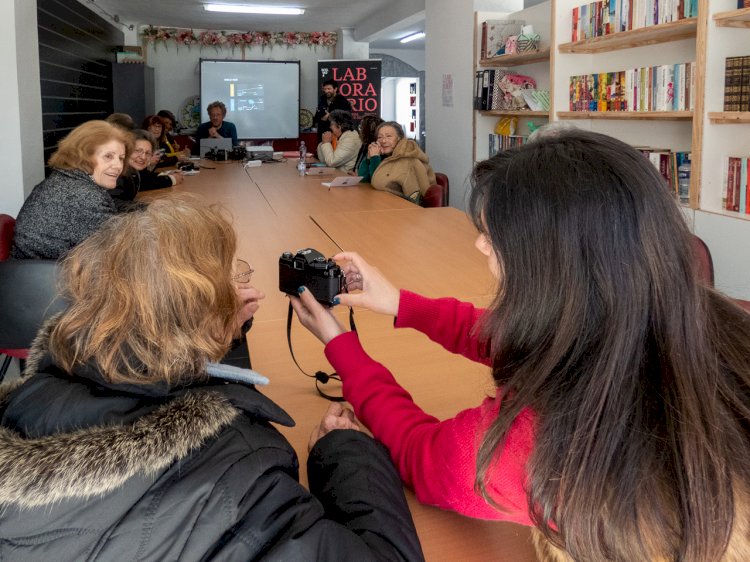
[316,110,361,173]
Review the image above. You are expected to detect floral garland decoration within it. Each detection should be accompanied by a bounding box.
[141,26,337,50]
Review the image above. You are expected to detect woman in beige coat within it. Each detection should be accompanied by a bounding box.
[358,121,436,200]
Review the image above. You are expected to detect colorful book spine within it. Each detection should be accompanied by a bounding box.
[569,62,693,112]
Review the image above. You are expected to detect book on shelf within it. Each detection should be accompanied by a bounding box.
[723,56,750,112]
[488,134,527,157]
[636,147,690,198]
[724,157,750,215]
[475,69,544,112]
[569,62,694,113]
[570,0,696,42]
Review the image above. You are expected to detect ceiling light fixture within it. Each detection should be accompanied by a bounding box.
[203,4,305,15]
[400,32,425,44]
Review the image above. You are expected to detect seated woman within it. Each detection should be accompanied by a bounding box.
[11,120,131,260]
[291,129,750,562]
[0,198,423,561]
[316,110,361,173]
[352,114,384,175]
[142,115,178,169]
[358,121,436,200]
[110,129,183,205]
[157,109,191,160]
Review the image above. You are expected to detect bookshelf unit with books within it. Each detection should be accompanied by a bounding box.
[473,2,553,162]
[472,0,750,299]
[699,2,750,226]
[553,0,701,208]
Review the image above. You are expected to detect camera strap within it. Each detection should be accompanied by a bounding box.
[285,302,356,402]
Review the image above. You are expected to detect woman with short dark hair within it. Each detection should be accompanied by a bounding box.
[11,120,132,259]
[110,129,183,205]
[291,129,750,562]
[0,198,424,561]
[316,109,361,173]
[352,114,384,175]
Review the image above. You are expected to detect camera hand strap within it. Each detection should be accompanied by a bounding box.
[285,302,356,402]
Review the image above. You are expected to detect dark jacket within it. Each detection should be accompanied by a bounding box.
[193,121,239,154]
[110,168,174,204]
[11,168,119,260]
[313,93,353,140]
[0,320,424,561]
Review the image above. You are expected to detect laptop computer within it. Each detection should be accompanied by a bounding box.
[321,176,363,187]
[199,137,233,157]
[306,167,337,176]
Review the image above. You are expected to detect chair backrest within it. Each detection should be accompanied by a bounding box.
[422,173,450,208]
[0,214,15,261]
[691,234,714,287]
[0,260,66,350]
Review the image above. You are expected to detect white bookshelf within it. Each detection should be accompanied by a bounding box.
[473,0,750,298]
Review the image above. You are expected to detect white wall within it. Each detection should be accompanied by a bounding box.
[372,48,425,71]
[145,39,335,127]
[424,0,522,210]
[0,0,44,216]
[424,0,476,209]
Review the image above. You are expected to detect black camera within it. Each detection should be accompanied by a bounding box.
[177,161,196,171]
[230,146,247,160]
[279,248,344,306]
[204,148,228,161]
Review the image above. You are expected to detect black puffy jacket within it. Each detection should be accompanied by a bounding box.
[0,325,424,561]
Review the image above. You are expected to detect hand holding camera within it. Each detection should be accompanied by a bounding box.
[332,251,400,317]
[279,248,344,306]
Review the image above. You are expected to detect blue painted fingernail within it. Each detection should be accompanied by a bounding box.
[333,296,340,305]
[297,286,305,294]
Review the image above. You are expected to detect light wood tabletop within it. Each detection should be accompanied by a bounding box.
[140,159,539,562]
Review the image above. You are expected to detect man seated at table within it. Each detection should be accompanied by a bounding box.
[193,101,238,154]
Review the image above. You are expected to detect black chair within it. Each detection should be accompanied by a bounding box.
[0,260,66,380]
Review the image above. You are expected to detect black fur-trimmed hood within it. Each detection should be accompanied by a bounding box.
[0,315,293,509]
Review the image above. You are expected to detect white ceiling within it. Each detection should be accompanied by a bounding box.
[82,0,426,50]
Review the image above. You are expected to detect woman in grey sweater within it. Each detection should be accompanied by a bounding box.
[11,120,132,260]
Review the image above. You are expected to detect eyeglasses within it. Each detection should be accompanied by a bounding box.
[232,259,254,284]
[133,148,153,158]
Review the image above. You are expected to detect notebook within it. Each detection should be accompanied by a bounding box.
[322,176,363,187]
[199,137,233,157]
[306,167,337,176]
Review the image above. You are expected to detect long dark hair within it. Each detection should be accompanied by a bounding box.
[468,130,750,561]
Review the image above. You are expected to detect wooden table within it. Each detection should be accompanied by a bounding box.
[140,160,538,561]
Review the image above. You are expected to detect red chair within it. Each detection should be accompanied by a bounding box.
[691,234,714,286]
[0,214,17,376]
[422,173,450,208]
[0,214,15,261]
[691,234,750,315]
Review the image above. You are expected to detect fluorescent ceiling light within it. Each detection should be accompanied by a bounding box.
[204,4,305,15]
[400,32,425,44]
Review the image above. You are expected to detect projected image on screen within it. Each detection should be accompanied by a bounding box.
[200,60,299,140]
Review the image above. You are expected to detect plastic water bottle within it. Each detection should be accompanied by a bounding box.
[678,159,691,204]
[297,140,307,176]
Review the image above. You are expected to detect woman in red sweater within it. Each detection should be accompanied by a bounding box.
[290,129,750,562]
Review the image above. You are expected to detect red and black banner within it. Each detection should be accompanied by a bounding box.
[318,59,381,121]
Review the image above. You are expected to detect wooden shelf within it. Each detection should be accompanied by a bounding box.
[557,111,693,121]
[479,110,549,117]
[479,48,550,67]
[558,18,697,53]
[708,111,750,124]
[713,7,750,28]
